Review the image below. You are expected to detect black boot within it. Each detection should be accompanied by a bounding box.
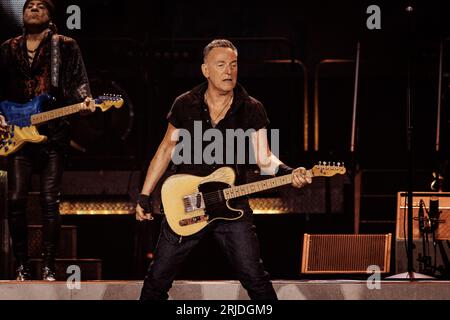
[8,200,31,281]
[15,263,32,281]
[41,213,60,282]
[41,254,57,281]
[41,265,56,281]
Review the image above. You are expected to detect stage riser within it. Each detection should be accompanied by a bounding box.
[0,281,449,300]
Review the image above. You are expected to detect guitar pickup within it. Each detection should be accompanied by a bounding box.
[183,192,206,213]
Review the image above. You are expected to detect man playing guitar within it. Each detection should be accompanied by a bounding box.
[0,0,94,281]
[137,39,312,300]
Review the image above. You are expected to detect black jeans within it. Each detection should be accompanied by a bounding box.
[7,144,64,267]
[140,217,277,300]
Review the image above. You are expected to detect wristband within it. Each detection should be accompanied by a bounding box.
[138,194,152,213]
[276,163,294,176]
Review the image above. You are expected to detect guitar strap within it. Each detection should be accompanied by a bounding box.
[50,34,61,88]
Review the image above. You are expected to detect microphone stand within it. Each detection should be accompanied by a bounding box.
[387,3,435,280]
[404,4,434,280]
[417,200,429,274]
[405,4,416,279]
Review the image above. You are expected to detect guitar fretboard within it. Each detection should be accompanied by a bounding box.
[223,170,313,200]
[31,103,82,125]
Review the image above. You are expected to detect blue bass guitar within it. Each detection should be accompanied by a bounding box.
[0,94,123,156]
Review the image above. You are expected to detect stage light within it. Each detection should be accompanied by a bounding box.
[0,0,25,27]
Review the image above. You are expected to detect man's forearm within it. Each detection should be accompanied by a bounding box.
[258,152,293,176]
[141,145,173,195]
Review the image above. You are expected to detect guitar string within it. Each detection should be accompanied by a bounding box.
[198,174,306,205]
[199,187,273,206]
[4,105,82,125]
[1,97,120,126]
[203,177,288,199]
[2,98,121,126]
[200,178,284,204]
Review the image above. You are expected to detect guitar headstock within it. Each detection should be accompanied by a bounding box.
[95,94,124,112]
[311,161,346,177]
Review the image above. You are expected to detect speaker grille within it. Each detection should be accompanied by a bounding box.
[301,234,391,273]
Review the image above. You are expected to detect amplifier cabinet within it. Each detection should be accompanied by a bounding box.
[301,233,392,274]
[396,192,450,240]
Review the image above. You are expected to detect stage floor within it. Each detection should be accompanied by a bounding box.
[0,279,449,300]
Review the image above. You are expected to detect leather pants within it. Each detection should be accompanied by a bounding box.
[7,144,64,267]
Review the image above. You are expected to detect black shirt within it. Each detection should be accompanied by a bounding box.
[167,82,270,213]
[0,31,91,149]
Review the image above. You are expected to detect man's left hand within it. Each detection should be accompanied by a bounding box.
[291,167,312,188]
[79,97,95,115]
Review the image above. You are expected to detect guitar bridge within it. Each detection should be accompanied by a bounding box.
[183,192,205,212]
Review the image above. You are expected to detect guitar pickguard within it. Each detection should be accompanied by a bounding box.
[198,181,243,220]
[0,94,51,127]
[0,95,51,156]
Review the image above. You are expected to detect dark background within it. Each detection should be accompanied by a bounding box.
[2,0,449,170]
[1,0,450,279]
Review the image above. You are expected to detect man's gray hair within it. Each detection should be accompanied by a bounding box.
[203,39,238,61]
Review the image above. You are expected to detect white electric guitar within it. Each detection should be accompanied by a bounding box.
[161,163,346,236]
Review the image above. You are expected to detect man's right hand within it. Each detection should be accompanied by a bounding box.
[136,203,153,221]
[136,193,154,221]
[0,115,7,133]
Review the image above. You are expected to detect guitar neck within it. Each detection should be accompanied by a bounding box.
[223,169,313,200]
[30,102,83,125]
